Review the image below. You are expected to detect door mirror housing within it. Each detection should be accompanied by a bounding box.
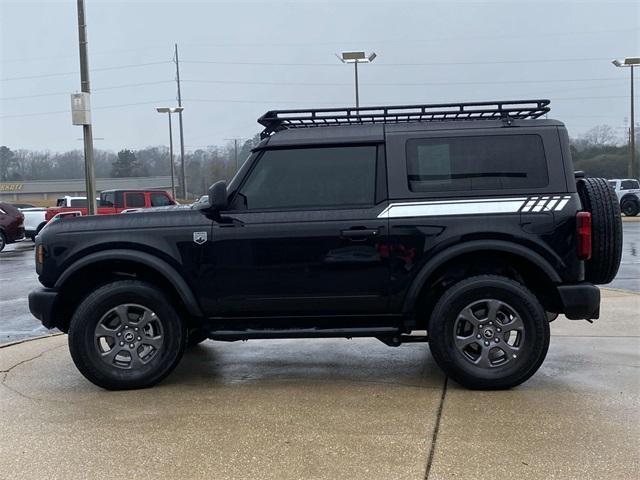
[208,181,228,211]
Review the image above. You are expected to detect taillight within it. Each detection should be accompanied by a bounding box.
[576,211,592,260]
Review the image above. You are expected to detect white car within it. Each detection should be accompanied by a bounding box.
[18,207,47,241]
[608,179,640,216]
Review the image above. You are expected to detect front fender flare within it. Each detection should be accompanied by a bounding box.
[402,240,562,313]
[54,249,203,317]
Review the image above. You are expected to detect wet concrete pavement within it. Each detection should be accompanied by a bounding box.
[1,220,639,344]
[0,288,638,479]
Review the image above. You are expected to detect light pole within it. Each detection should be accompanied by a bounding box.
[156,106,184,200]
[612,57,639,179]
[337,51,377,108]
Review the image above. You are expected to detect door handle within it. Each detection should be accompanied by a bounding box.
[340,227,380,241]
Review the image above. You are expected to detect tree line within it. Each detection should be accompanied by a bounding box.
[0,126,638,198]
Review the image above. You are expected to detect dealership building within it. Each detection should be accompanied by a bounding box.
[0,176,172,203]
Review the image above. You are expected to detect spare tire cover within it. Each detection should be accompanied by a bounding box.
[576,177,623,284]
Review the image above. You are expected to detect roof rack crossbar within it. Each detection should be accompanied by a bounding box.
[258,99,550,138]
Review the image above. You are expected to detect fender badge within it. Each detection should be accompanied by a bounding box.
[193,231,207,245]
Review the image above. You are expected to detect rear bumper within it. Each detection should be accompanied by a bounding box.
[557,283,600,320]
[28,288,60,329]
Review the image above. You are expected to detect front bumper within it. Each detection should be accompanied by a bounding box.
[28,288,60,329]
[557,283,600,320]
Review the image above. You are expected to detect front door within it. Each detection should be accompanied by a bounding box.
[206,144,390,316]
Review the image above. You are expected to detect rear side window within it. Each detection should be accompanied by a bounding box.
[151,192,172,206]
[621,180,639,190]
[406,134,548,192]
[237,146,377,210]
[125,193,145,208]
[69,199,87,207]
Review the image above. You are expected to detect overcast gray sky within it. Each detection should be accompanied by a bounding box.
[0,0,638,152]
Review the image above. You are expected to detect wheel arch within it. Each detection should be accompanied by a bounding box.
[54,249,203,326]
[403,240,562,320]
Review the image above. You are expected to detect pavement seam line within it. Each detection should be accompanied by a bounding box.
[424,376,448,480]
[0,343,65,374]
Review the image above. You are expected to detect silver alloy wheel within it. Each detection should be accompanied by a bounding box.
[94,304,164,370]
[453,299,525,368]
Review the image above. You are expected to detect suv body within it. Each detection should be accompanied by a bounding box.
[608,178,640,216]
[28,100,621,390]
[0,202,25,251]
[45,189,176,222]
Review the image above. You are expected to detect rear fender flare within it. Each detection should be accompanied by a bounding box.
[402,240,562,313]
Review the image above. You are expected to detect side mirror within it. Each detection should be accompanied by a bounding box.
[208,180,228,211]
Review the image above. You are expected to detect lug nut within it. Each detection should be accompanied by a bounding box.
[134,327,138,331]
[125,326,129,329]
[116,332,121,337]
[129,344,135,348]
[476,334,481,339]
[479,324,483,329]
[494,338,500,343]
[496,328,502,332]
[489,321,493,325]
[119,342,124,346]
[484,341,490,346]
[137,336,142,341]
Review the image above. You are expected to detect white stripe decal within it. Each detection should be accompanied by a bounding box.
[378,198,527,218]
[379,194,574,219]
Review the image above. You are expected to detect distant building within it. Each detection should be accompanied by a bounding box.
[0,176,172,202]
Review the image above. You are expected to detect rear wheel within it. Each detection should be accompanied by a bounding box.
[0,231,5,252]
[68,280,187,390]
[620,196,639,217]
[428,275,549,390]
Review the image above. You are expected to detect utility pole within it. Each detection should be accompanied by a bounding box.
[174,43,187,199]
[225,138,245,171]
[76,0,97,214]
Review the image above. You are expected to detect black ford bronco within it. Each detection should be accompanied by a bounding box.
[29,100,623,390]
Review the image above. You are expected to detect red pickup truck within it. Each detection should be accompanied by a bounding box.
[45,189,176,222]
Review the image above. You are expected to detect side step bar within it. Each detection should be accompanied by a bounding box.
[206,327,428,346]
[208,327,400,341]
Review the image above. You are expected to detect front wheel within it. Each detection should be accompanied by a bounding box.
[0,231,6,252]
[68,280,187,390]
[428,275,550,390]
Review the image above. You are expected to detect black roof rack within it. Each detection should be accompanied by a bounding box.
[258,99,550,138]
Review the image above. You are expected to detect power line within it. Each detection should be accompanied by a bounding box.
[0,99,174,119]
[181,57,616,68]
[182,77,625,87]
[0,61,172,82]
[0,80,175,101]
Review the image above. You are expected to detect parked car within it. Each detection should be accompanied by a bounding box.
[29,99,622,391]
[608,178,640,216]
[0,202,25,252]
[18,207,48,241]
[45,189,176,222]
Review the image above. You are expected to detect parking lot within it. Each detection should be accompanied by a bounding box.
[0,221,638,479]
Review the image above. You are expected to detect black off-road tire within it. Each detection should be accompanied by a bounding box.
[620,196,639,217]
[68,280,187,390]
[428,275,550,390]
[577,177,623,284]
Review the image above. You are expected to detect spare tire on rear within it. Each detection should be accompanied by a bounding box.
[576,177,623,284]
